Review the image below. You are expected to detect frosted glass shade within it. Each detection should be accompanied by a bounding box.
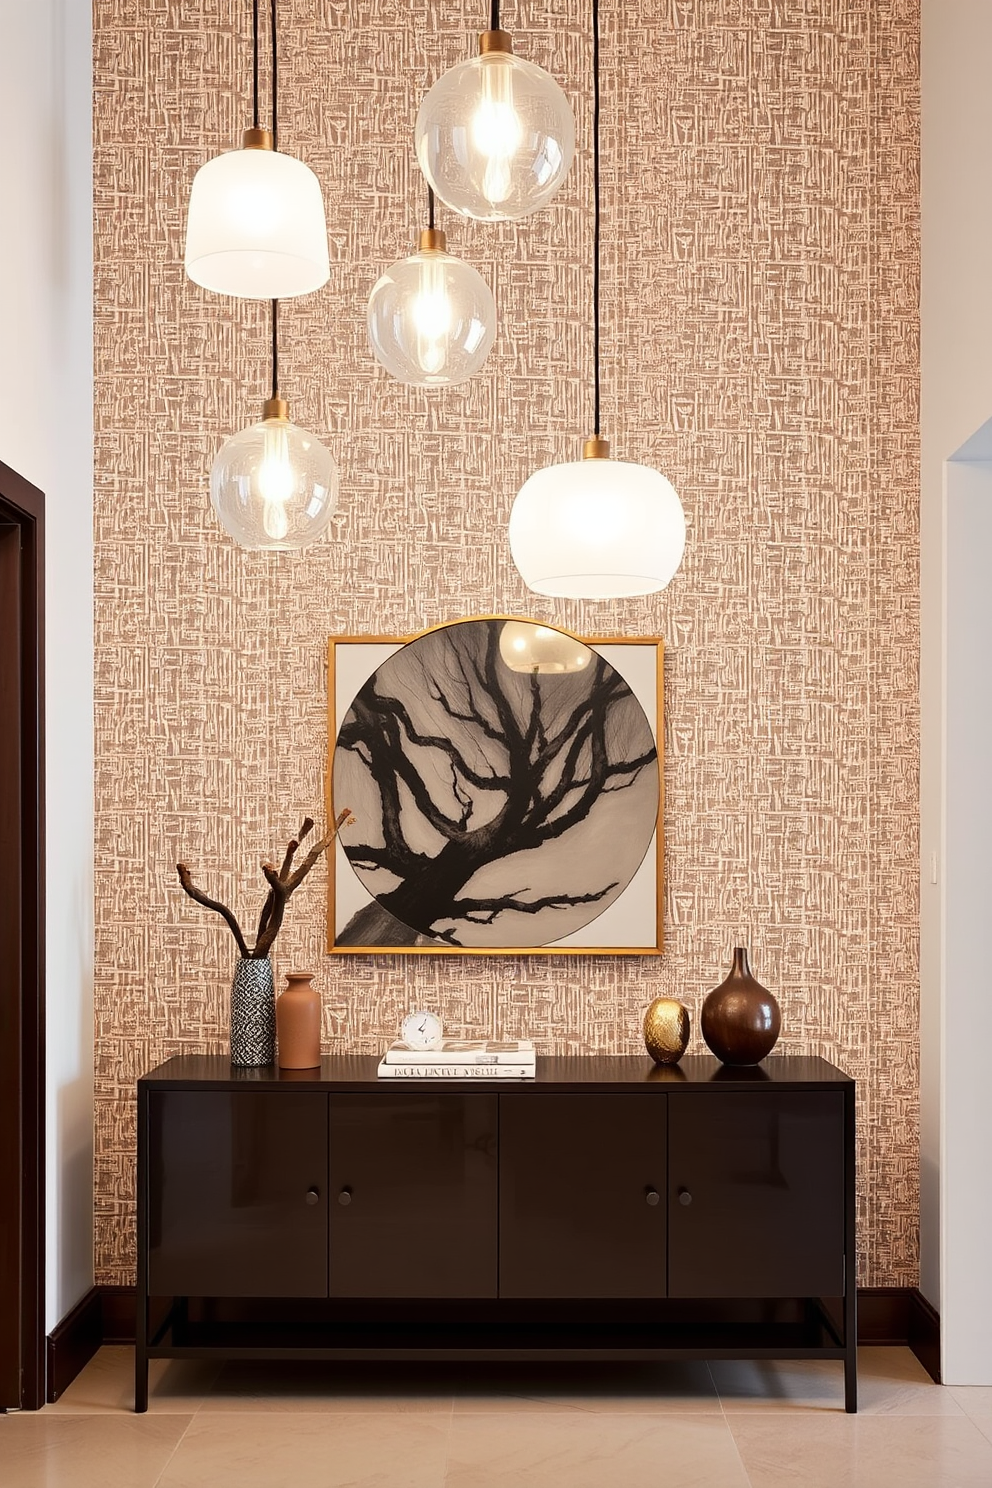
[185,145,330,299]
[498,620,593,674]
[509,457,686,598]
[367,246,496,386]
[415,50,574,221]
[210,413,338,550]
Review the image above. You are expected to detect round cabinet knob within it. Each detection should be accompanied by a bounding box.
[337,1187,352,1207]
[305,1188,320,1207]
[678,1187,693,1207]
[645,1188,661,1207]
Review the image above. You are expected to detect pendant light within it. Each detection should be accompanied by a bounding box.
[367,188,496,386]
[508,0,686,598]
[498,620,593,674]
[415,0,575,222]
[185,1,329,299]
[210,299,338,549]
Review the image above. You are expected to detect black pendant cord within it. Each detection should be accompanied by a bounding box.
[271,299,279,400]
[270,0,279,150]
[251,0,260,129]
[427,184,436,230]
[490,0,500,31]
[592,0,601,438]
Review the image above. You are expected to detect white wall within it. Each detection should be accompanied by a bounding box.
[942,450,992,1381]
[0,0,94,1331]
[921,1,992,1381]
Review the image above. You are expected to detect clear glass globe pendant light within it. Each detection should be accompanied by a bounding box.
[415,0,575,222]
[367,187,496,386]
[210,300,338,550]
[508,0,686,599]
[185,0,329,299]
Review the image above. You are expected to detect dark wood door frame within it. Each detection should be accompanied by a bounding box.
[0,459,45,1410]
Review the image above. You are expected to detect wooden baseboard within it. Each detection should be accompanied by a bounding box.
[46,1287,102,1403]
[47,1283,941,1401]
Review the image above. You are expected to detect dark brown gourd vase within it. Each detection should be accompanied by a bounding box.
[700,947,781,1066]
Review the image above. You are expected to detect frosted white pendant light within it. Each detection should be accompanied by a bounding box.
[367,192,495,386]
[498,620,593,673]
[508,0,686,600]
[185,1,329,299]
[510,439,685,597]
[415,2,574,222]
[210,301,338,550]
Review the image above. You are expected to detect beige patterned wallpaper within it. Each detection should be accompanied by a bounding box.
[92,0,919,1287]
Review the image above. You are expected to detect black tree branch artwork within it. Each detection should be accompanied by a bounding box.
[333,620,659,948]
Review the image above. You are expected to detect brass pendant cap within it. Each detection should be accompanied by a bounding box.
[263,396,289,422]
[582,436,611,461]
[417,227,448,253]
[479,29,513,54]
[242,127,274,151]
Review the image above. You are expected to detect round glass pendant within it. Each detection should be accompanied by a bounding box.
[509,443,686,598]
[367,231,496,386]
[185,132,330,299]
[415,37,575,222]
[210,401,338,550]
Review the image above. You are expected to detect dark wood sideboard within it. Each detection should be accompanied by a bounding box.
[135,1054,857,1411]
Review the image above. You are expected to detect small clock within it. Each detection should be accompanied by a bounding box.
[400,1010,444,1050]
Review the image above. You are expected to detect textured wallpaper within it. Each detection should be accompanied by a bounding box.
[92,0,920,1287]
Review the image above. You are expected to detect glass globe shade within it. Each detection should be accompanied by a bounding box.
[415,48,575,221]
[367,239,496,386]
[210,410,339,550]
[498,620,593,674]
[509,455,686,598]
[185,138,330,299]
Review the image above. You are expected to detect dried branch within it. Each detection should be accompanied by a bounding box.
[177,808,353,961]
[176,862,251,959]
[252,809,352,960]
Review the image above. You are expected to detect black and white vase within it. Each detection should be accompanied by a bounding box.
[230,957,276,1066]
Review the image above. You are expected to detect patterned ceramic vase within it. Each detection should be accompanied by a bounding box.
[700,947,781,1066]
[230,957,276,1066]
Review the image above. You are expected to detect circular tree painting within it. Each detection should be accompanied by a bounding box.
[332,618,659,949]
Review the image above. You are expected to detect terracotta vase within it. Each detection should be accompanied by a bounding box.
[700,947,781,1066]
[643,998,690,1065]
[276,972,322,1070]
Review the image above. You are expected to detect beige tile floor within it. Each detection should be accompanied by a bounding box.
[2,1346,992,1486]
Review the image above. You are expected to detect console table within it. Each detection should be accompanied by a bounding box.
[135,1053,857,1411]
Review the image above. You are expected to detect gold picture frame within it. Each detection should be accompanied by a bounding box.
[325,617,665,956]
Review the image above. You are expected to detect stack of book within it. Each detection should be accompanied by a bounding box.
[377,1039,536,1080]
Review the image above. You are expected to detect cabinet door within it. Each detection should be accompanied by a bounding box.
[328,1093,497,1298]
[499,1093,667,1298]
[668,1091,845,1298]
[147,1091,329,1297]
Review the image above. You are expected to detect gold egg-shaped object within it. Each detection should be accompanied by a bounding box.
[643,997,690,1065]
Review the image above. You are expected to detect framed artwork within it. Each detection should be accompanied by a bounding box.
[325,617,664,956]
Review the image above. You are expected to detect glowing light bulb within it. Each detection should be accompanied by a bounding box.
[471,60,523,206]
[258,421,294,541]
[411,256,453,375]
